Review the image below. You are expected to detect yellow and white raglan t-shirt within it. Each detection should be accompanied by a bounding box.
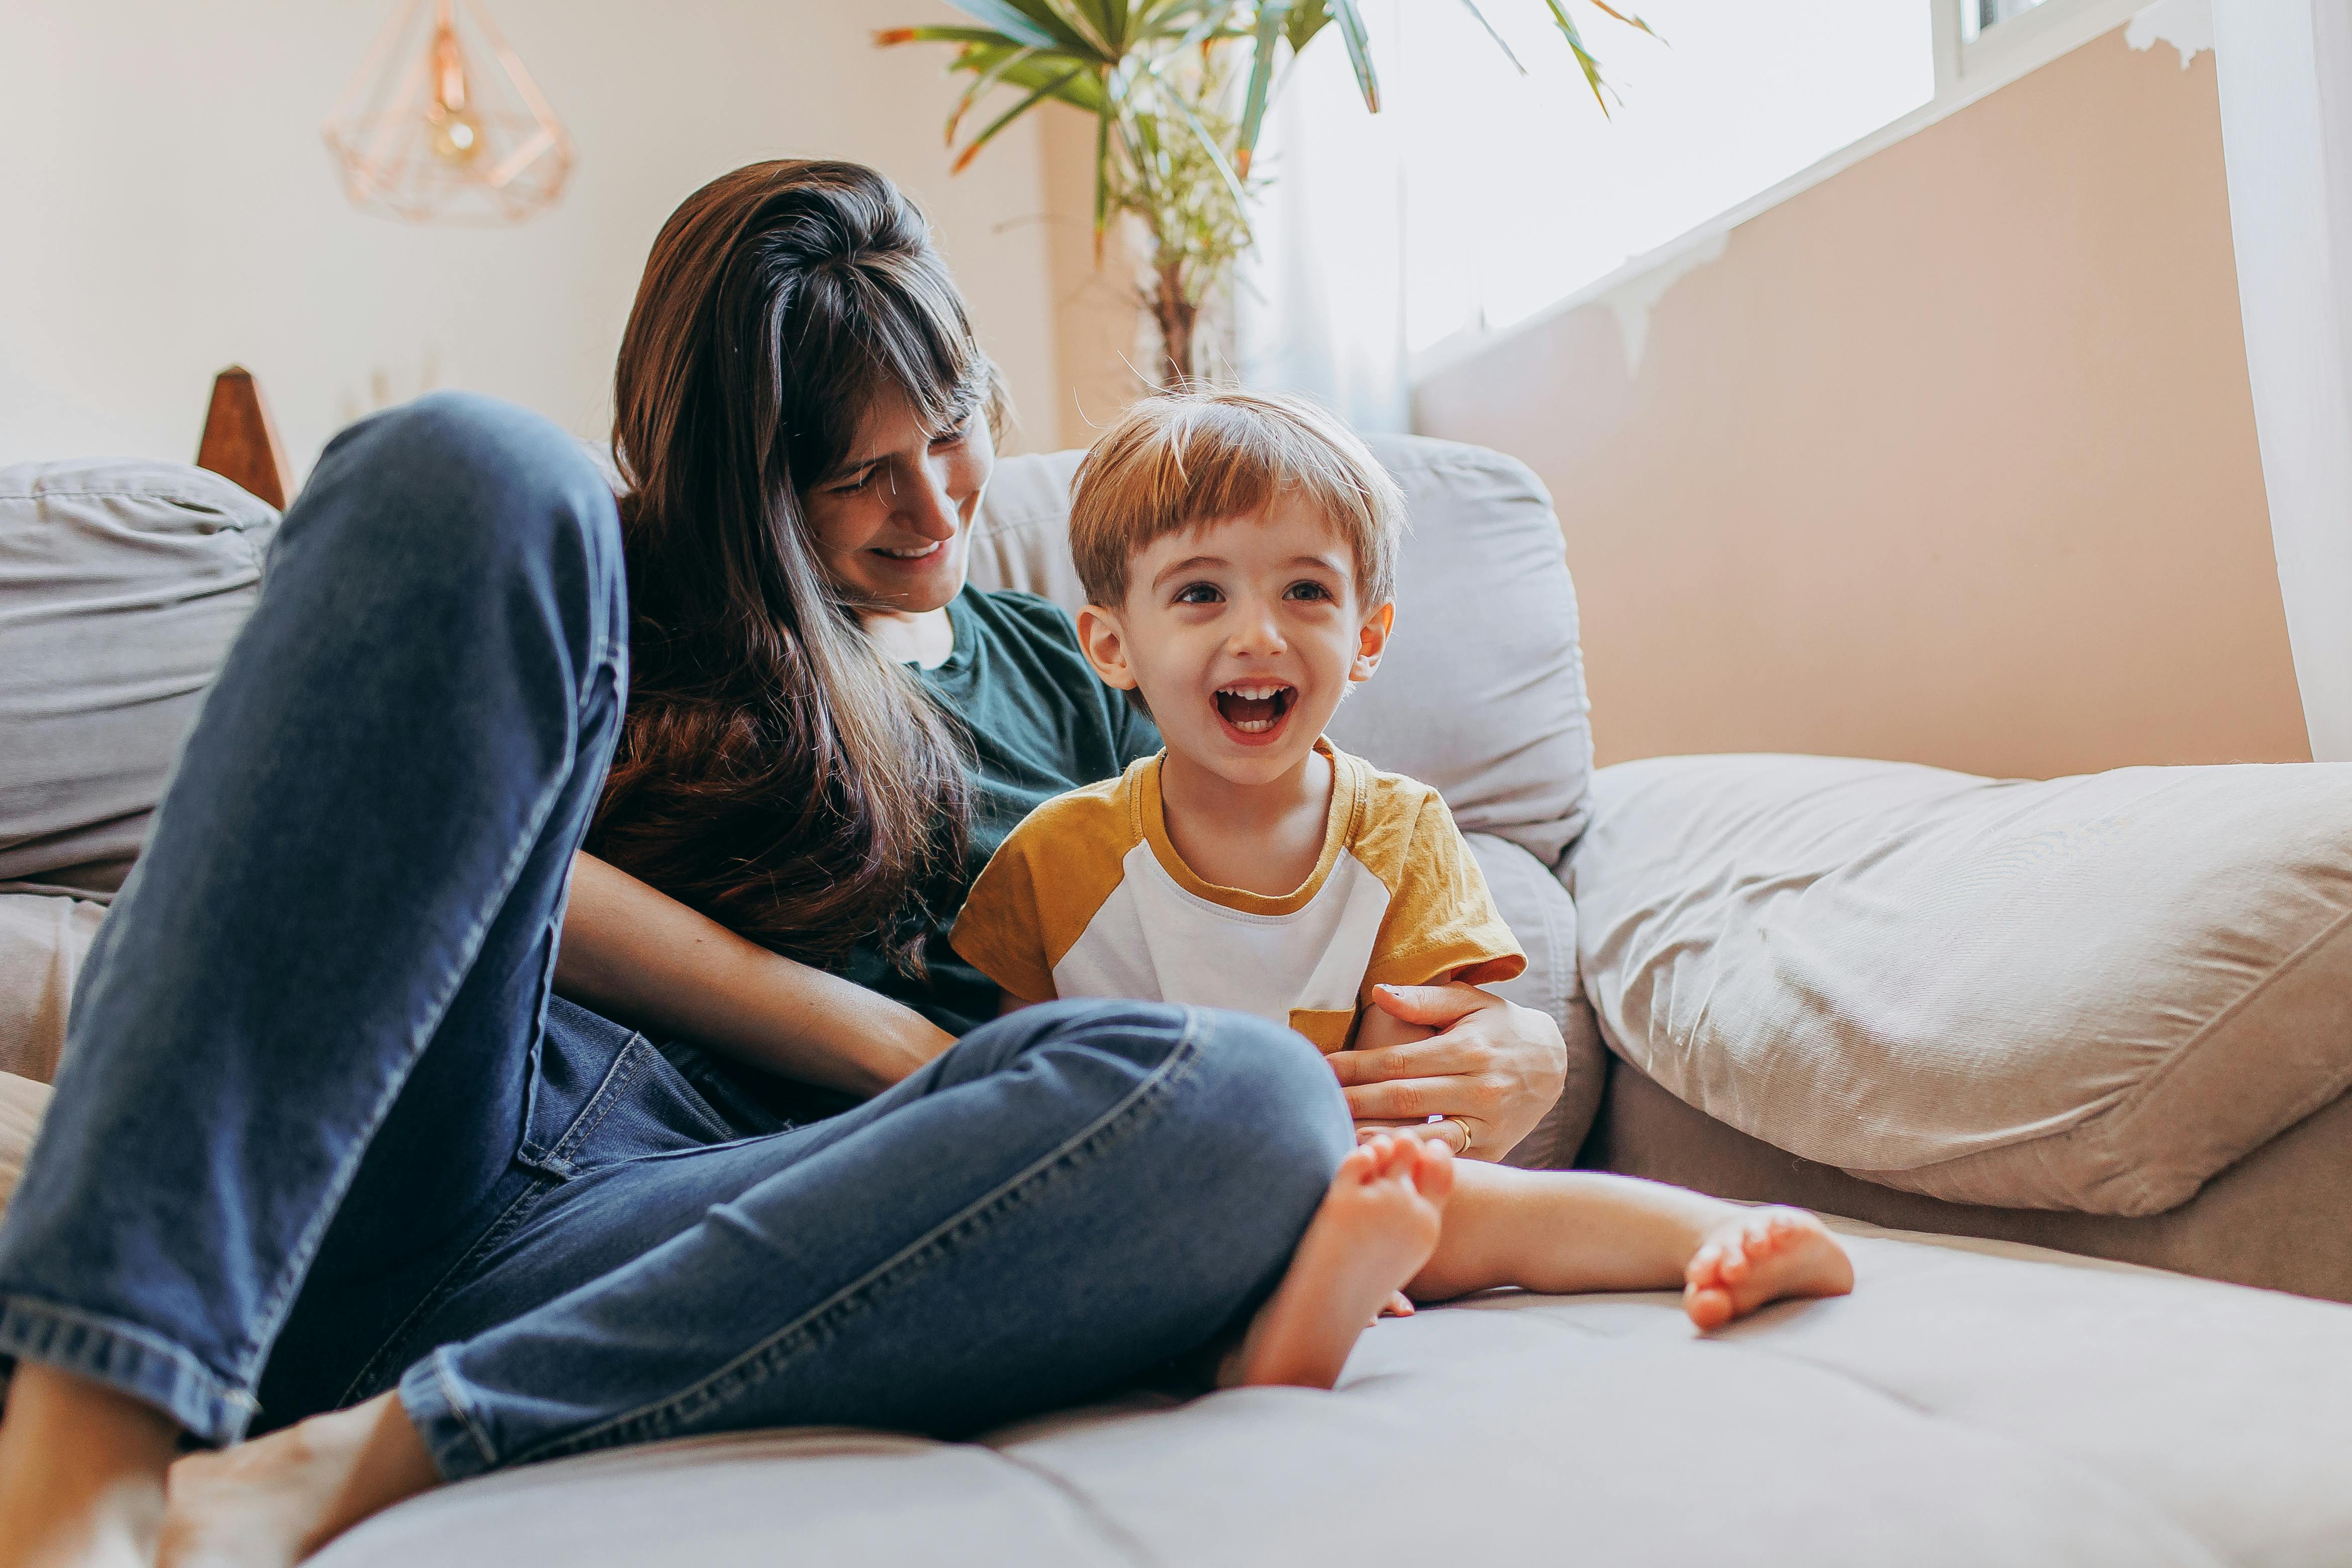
[948,740,1525,1053]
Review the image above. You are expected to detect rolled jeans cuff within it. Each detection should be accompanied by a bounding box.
[398,1347,496,1480]
[0,1294,260,1445]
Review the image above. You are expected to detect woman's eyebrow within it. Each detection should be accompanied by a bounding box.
[824,452,888,484]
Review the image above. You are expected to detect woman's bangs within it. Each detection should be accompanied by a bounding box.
[857,259,991,439]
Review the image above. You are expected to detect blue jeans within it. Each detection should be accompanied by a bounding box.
[0,394,1352,1479]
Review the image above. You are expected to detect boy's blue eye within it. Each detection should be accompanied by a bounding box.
[1284,580,1334,601]
[1173,582,1223,605]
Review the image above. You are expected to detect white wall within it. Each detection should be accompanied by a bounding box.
[0,2,1059,479]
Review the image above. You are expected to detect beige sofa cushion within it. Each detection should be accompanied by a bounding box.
[0,893,105,1083]
[314,1223,2352,1567]
[1569,754,2352,1215]
[0,1072,49,1216]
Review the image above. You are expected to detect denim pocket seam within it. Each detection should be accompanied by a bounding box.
[503,1008,1212,1466]
[522,1033,653,1178]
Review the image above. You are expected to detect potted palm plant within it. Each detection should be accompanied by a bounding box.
[879,1,1648,388]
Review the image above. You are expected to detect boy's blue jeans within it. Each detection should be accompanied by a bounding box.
[0,393,1351,1478]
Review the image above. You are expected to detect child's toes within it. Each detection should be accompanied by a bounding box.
[1336,1143,1380,1186]
[1409,1138,1455,1202]
[1683,1281,1734,1330]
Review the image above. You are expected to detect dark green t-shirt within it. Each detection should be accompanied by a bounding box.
[837,587,1159,1035]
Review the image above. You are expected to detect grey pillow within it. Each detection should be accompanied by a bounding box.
[0,460,279,898]
[1569,753,2352,1214]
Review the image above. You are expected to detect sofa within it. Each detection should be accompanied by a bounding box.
[3,436,2350,1565]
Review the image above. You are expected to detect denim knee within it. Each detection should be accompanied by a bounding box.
[952,1000,1352,1197]
[291,392,624,670]
[1178,1007,1355,1194]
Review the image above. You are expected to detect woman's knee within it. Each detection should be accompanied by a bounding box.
[296,392,622,614]
[1177,1007,1354,1193]
[963,1000,1351,1202]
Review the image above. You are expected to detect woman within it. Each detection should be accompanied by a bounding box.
[0,161,1566,1567]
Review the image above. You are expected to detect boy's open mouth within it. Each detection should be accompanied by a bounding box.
[1213,682,1295,737]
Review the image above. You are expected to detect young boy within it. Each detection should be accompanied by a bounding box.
[950,389,1853,1389]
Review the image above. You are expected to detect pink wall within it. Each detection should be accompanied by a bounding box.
[1416,30,2307,779]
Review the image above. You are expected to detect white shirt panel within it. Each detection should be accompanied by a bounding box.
[1050,841,1392,1024]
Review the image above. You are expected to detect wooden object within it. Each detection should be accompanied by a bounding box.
[195,366,294,510]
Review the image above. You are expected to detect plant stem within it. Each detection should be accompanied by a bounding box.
[1154,258,1198,388]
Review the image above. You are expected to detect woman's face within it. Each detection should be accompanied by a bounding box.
[802,390,995,618]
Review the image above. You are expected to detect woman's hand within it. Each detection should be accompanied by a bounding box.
[556,852,957,1098]
[1331,983,1567,1161]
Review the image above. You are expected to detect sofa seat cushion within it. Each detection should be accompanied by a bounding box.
[1568,753,2352,1215]
[313,1225,2352,1567]
[0,893,105,1082]
[0,1071,48,1213]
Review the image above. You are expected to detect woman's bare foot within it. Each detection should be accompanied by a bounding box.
[1682,1207,1855,1330]
[156,1393,440,1568]
[1220,1133,1453,1390]
[0,1363,177,1568]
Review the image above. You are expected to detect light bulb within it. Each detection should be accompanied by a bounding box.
[428,105,483,165]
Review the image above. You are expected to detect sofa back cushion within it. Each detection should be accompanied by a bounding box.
[1569,753,2352,1215]
[0,460,279,898]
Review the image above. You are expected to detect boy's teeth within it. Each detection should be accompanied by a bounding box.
[1213,682,1292,733]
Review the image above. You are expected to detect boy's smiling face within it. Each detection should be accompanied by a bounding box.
[1077,496,1394,789]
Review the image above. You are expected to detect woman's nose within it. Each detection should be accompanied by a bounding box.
[898,456,964,540]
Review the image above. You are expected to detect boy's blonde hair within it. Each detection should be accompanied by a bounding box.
[1068,388,1405,609]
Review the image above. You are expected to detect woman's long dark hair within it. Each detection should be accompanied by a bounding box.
[590,159,995,973]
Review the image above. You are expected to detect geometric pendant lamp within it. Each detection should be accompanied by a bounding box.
[322,0,573,225]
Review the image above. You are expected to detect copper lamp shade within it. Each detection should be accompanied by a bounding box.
[323,0,573,225]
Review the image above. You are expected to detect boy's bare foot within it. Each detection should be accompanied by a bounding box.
[1682,1207,1855,1329]
[0,1363,177,1568]
[1221,1133,1453,1390]
[157,1392,439,1568]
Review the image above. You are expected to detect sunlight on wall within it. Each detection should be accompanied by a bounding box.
[1390,0,1935,353]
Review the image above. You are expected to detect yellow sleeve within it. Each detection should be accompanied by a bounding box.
[948,816,1062,1005]
[1360,785,1526,1000]
[948,772,1140,1005]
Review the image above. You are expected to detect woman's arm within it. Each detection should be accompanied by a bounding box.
[555,851,957,1098]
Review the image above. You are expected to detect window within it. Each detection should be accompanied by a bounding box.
[1963,0,2051,43]
[1242,0,2138,418]
[1388,0,1934,357]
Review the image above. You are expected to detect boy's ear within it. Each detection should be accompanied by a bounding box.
[1076,603,1139,691]
[1350,601,1395,683]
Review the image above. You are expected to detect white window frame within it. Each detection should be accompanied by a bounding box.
[1412,0,2158,385]
[1940,0,2149,99]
